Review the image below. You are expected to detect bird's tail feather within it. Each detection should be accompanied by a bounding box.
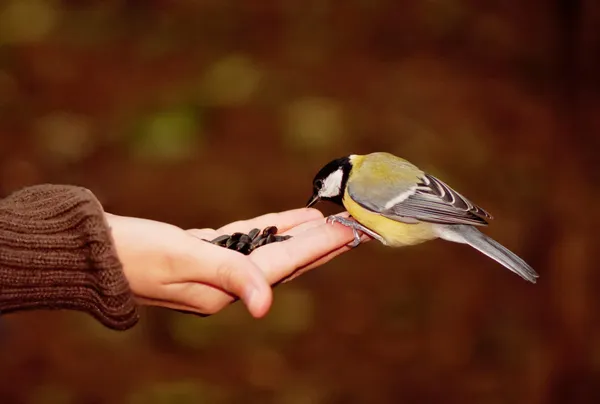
[438,225,539,283]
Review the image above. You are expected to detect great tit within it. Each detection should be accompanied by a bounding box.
[306,152,538,283]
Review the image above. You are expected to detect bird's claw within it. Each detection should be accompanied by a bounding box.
[326,214,386,247]
[326,215,363,248]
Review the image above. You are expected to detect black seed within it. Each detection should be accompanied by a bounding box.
[256,237,269,247]
[226,237,238,249]
[230,232,243,242]
[204,225,293,254]
[240,242,253,255]
[210,234,230,246]
[248,228,260,241]
[262,226,277,236]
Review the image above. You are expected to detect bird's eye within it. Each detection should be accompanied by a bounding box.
[315,179,323,189]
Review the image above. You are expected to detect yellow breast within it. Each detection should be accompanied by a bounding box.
[342,189,437,247]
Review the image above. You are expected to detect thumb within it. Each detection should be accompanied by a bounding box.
[182,236,273,318]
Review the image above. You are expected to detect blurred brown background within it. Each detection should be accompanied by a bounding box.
[0,1,599,403]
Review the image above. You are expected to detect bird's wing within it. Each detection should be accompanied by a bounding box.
[348,170,493,226]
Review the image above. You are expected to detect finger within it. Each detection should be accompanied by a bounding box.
[176,238,273,318]
[280,235,371,283]
[218,208,323,235]
[281,211,350,236]
[250,220,368,284]
[186,228,221,240]
[135,296,208,314]
[137,285,237,316]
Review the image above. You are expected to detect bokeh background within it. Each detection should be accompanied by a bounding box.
[1,1,599,403]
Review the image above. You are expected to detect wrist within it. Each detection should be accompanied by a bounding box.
[103,213,174,303]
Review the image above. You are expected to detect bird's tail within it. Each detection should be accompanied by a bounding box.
[437,225,539,283]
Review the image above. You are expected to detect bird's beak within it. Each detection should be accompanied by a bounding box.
[306,193,320,208]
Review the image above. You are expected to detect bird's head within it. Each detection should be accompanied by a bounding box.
[306,155,353,208]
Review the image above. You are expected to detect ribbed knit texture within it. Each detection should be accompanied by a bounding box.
[0,184,138,330]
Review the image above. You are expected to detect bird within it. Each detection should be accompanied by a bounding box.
[306,152,538,283]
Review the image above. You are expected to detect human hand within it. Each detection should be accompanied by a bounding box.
[105,208,369,319]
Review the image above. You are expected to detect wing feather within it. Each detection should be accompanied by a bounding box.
[382,174,493,225]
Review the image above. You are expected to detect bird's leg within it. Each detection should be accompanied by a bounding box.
[326,215,385,247]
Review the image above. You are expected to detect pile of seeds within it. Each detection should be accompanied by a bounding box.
[204,226,292,255]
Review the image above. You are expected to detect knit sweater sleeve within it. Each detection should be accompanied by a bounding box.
[0,184,138,330]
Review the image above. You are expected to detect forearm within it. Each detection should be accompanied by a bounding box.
[0,184,138,330]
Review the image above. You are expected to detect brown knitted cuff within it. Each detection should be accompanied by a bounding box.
[0,184,138,330]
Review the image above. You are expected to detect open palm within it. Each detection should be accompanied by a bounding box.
[107,208,369,318]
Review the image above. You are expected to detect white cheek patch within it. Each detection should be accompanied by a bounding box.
[320,168,344,198]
